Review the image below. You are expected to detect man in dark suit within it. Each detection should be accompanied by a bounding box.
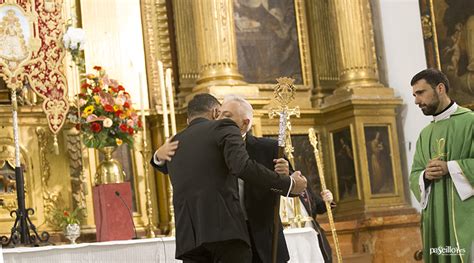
[218,95,335,263]
[151,94,307,263]
[300,187,335,262]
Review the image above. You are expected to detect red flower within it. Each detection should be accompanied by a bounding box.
[75,123,81,131]
[78,93,87,98]
[115,110,123,117]
[81,82,90,90]
[90,122,102,133]
[119,124,128,132]
[93,87,101,93]
[104,105,114,112]
[63,211,69,217]
[93,66,102,71]
[128,127,134,135]
[117,85,125,91]
[137,120,142,128]
[123,102,130,108]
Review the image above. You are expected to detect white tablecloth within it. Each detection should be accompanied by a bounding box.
[2,228,323,263]
[284,227,324,263]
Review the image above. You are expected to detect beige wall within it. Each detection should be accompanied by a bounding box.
[80,0,149,109]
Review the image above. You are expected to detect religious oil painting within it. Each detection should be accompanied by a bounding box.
[291,135,320,194]
[331,128,357,200]
[0,4,32,71]
[420,0,474,108]
[233,0,302,84]
[364,126,395,195]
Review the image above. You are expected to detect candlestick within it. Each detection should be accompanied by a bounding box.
[158,61,170,138]
[138,72,156,238]
[138,73,146,141]
[165,68,176,135]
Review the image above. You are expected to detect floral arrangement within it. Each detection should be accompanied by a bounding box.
[50,207,82,229]
[70,66,141,148]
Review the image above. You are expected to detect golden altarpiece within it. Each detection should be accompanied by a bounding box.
[0,0,422,261]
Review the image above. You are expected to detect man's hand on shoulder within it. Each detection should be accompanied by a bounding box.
[155,137,179,162]
[290,171,307,194]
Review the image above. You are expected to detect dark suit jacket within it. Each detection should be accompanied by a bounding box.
[245,134,290,263]
[150,118,292,260]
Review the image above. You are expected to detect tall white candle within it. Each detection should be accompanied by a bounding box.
[138,73,146,142]
[158,61,170,138]
[165,68,177,136]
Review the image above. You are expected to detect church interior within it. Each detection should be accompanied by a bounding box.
[0,0,472,262]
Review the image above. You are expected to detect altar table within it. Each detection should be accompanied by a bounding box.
[1,227,324,263]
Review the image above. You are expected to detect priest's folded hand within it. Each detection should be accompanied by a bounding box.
[290,171,307,194]
[424,158,448,180]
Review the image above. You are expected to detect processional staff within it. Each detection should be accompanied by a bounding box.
[308,128,343,263]
[268,77,302,263]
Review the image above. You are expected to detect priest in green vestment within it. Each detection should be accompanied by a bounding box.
[409,69,473,263]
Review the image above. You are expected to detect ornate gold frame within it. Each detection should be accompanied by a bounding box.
[0,1,69,134]
[360,123,400,198]
[0,2,40,80]
[246,0,313,92]
[328,124,361,203]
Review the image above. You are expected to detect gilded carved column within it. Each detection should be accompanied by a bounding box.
[330,0,381,88]
[192,0,246,92]
[172,0,199,100]
[319,0,408,222]
[306,0,340,107]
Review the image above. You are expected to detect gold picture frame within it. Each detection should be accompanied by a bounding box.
[329,125,360,203]
[363,125,396,196]
[234,0,313,91]
[233,0,312,89]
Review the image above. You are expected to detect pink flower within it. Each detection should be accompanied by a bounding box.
[109,79,119,88]
[115,96,125,106]
[127,119,134,127]
[131,112,139,122]
[79,98,87,107]
[86,114,106,123]
[102,75,119,88]
[100,92,114,106]
[86,114,98,122]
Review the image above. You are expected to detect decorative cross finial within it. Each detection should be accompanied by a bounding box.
[268,77,300,151]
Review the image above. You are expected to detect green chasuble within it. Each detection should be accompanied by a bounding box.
[410,106,474,263]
